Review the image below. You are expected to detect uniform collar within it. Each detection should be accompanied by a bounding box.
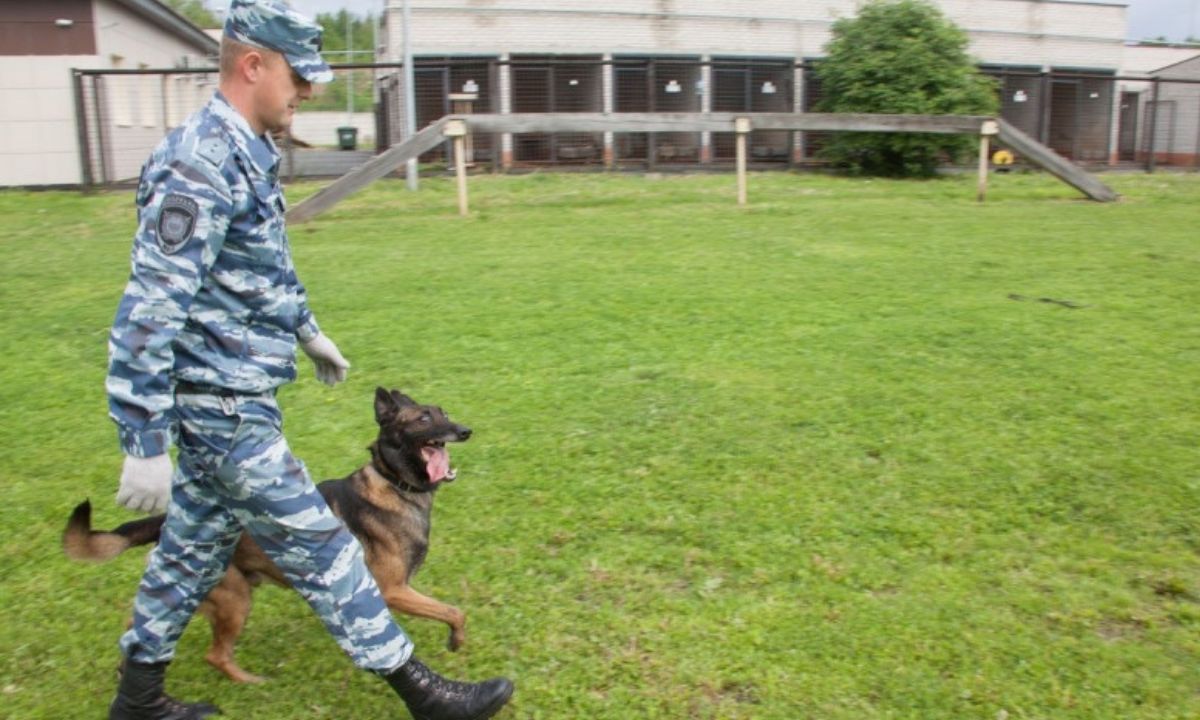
[208,91,280,180]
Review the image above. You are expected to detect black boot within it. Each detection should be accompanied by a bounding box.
[109,660,221,720]
[384,657,513,720]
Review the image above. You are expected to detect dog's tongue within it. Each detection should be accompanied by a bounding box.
[421,446,450,483]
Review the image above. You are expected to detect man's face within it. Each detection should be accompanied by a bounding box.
[255,51,312,134]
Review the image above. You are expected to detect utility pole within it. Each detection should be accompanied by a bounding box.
[403,0,418,190]
[345,11,353,124]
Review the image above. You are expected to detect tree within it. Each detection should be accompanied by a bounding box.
[815,0,998,177]
[304,11,377,112]
[163,0,220,29]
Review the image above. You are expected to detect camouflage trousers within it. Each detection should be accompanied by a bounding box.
[119,390,413,672]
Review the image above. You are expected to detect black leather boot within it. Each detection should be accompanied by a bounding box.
[383,657,513,720]
[109,660,221,720]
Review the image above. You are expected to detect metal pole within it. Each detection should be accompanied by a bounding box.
[72,71,94,190]
[160,74,169,133]
[403,0,418,190]
[1039,69,1051,146]
[647,60,656,169]
[345,12,353,124]
[372,12,381,153]
[735,117,750,206]
[95,75,110,185]
[1147,78,1160,173]
[286,131,296,184]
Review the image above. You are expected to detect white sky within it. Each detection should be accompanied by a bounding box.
[275,1,1199,43]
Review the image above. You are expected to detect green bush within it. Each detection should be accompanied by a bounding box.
[816,0,998,176]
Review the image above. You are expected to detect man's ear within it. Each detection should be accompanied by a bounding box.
[374,387,398,425]
[240,48,267,82]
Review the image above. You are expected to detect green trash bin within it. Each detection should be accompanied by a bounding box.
[337,126,358,150]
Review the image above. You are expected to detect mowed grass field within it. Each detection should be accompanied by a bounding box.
[1,170,1198,719]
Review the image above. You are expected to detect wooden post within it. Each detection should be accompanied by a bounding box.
[978,120,998,203]
[445,120,469,216]
[735,117,750,206]
[448,93,477,166]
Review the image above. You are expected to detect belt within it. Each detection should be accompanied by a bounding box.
[174,380,273,398]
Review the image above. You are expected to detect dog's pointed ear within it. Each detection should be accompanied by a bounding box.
[374,387,398,425]
[391,390,418,408]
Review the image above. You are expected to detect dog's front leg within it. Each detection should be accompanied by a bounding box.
[384,585,467,651]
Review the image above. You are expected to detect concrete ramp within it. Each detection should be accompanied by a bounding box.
[995,119,1119,202]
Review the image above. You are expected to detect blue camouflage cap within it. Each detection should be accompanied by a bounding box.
[223,0,334,84]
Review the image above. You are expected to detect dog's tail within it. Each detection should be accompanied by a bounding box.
[62,499,165,562]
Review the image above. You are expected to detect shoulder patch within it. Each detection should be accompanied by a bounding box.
[157,195,199,254]
[197,138,230,167]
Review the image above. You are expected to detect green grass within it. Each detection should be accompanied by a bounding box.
[2,170,1198,719]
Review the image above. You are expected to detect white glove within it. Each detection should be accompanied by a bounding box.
[300,333,350,386]
[117,454,174,513]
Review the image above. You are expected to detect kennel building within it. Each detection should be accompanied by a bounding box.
[377,0,1146,168]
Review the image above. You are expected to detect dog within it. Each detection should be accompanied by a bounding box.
[64,387,472,684]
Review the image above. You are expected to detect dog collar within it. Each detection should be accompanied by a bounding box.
[368,445,435,494]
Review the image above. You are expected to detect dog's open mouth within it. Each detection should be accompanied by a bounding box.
[421,442,457,484]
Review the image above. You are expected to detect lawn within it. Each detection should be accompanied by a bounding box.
[1,170,1198,719]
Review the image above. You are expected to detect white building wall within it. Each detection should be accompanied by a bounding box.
[382,0,1127,69]
[290,111,376,147]
[0,0,214,187]
[0,55,105,186]
[93,1,210,68]
[1153,56,1200,161]
[92,0,215,181]
[1115,50,1200,162]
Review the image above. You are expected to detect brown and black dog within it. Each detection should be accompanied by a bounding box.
[64,387,472,684]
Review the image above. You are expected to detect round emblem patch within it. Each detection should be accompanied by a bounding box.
[156,195,199,254]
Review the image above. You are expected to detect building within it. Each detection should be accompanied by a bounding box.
[1144,53,1200,166]
[0,0,217,186]
[377,0,1134,167]
[5,1,1192,186]
[1114,43,1200,164]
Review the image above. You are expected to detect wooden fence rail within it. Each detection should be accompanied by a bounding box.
[458,112,993,135]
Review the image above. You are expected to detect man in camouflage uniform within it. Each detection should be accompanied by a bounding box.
[105,2,513,719]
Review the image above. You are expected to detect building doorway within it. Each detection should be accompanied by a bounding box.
[1117,91,1139,162]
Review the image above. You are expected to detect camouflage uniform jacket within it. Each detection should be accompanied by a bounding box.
[107,91,319,458]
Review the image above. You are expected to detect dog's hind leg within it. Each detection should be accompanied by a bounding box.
[384,585,467,651]
[200,567,265,683]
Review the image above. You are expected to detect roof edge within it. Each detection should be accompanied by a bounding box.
[1151,52,1200,75]
[107,0,220,55]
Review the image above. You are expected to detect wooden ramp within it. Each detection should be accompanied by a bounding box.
[287,117,448,224]
[994,119,1119,203]
[287,113,1118,224]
